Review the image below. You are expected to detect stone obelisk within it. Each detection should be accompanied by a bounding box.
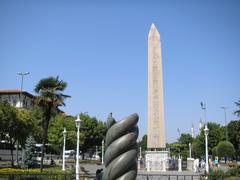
[147,23,165,149]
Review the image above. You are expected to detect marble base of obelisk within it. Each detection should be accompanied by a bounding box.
[145,151,169,172]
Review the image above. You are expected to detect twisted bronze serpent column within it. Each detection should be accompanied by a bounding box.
[102,113,139,180]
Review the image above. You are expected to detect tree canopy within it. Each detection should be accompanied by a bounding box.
[178,133,193,145]
[48,114,77,153]
[80,113,107,158]
[195,122,225,156]
[217,141,235,161]
[192,138,204,158]
[139,134,147,152]
[0,102,35,166]
[227,120,240,156]
[48,113,107,158]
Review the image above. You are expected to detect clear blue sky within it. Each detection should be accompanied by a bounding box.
[1,0,239,143]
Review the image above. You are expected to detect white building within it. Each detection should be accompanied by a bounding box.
[0,90,35,109]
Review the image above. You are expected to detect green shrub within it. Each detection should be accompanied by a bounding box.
[225,177,240,180]
[0,168,78,180]
[0,167,72,174]
[207,169,229,180]
[205,167,240,180]
[227,166,240,176]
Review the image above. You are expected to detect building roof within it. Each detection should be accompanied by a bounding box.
[0,90,66,113]
[0,90,35,98]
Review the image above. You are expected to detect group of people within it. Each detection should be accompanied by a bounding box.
[193,157,219,173]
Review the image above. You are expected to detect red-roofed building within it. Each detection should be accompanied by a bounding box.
[0,90,35,109]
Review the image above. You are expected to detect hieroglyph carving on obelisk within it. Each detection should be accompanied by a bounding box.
[147,23,166,148]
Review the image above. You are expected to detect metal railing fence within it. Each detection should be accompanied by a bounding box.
[0,173,93,180]
[0,173,239,180]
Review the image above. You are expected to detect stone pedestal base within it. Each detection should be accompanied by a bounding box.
[145,151,169,172]
[187,158,194,171]
[178,158,182,172]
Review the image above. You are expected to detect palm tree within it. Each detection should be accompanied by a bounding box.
[234,99,240,117]
[34,76,70,171]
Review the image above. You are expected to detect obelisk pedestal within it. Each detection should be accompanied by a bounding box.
[145,150,169,171]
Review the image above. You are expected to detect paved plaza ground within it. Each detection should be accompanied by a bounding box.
[78,163,235,180]
[79,163,204,180]
[78,163,203,175]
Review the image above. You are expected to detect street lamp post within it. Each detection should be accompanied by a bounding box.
[201,102,209,173]
[16,72,30,165]
[221,107,228,140]
[17,72,30,108]
[75,115,81,180]
[189,143,192,159]
[101,140,104,165]
[204,124,209,173]
[62,128,67,171]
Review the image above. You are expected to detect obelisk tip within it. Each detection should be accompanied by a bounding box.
[149,23,160,38]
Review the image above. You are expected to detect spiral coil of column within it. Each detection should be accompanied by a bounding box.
[102,113,139,180]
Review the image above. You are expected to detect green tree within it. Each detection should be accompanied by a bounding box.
[178,133,193,145]
[16,108,34,146]
[48,114,76,153]
[34,76,70,171]
[212,146,217,158]
[166,133,193,160]
[177,133,193,159]
[48,113,106,159]
[23,135,37,168]
[234,99,240,117]
[0,102,17,166]
[139,135,147,152]
[192,139,204,158]
[207,122,225,153]
[195,122,225,156]
[167,142,186,158]
[30,107,43,143]
[95,121,107,146]
[227,120,240,156]
[0,102,33,166]
[80,113,107,159]
[217,141,235,164]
